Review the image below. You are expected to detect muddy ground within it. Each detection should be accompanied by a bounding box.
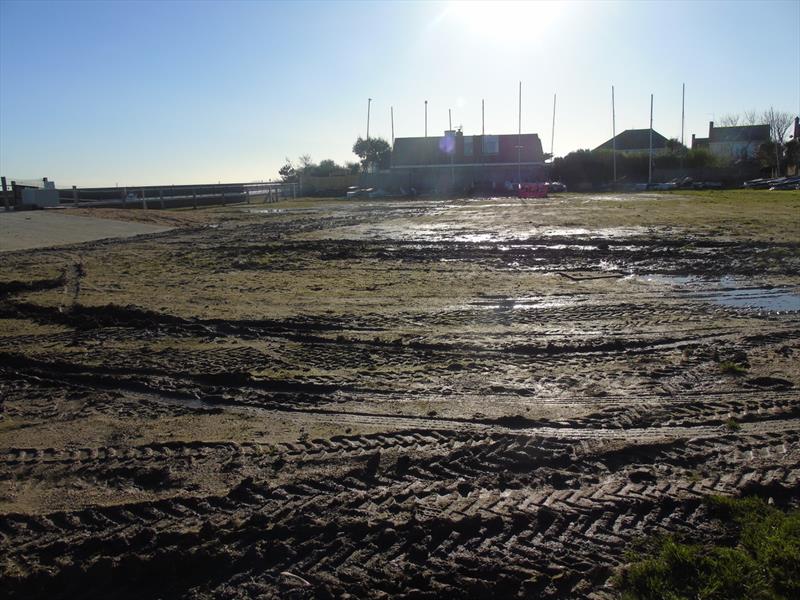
[1,191,799,598]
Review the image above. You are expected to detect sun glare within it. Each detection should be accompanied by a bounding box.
[448,0,561,37]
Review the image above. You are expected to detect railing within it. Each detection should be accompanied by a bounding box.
[52,181,298,209]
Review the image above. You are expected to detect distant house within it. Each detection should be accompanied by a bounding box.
[691,121,770,160]
[388,130,546,191]
[594,129,672,155]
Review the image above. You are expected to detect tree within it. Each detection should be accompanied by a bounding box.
[785,138,800,173]
[352,137,391,171]
[762,107,793,144]
[718,114,741,127]
[314,159,340,177]
[278,158,297,182]
[298,154,314,170]
[743,109,760,125]
[717,110,761,127]
[761,107,793,176]
[665,137,686,155]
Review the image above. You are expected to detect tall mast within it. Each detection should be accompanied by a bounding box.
[517,81,522,183]
[612,86,616,183]
[550,93,556,159]
[681,83,685,147]
[648,93,654,184]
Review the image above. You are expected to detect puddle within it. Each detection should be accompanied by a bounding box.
[450,295,580,311]
[642,275,800,313]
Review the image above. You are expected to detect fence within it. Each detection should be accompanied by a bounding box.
[47,181,298,210]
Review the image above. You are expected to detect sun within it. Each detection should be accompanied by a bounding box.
[447,0,562,37]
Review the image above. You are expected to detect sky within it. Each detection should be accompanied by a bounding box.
[1,0,799,187]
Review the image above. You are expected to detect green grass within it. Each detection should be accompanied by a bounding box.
[724,418,742,432]
[616,496,800,600]
[719,361,748,375]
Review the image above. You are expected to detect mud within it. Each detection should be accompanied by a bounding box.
[1,192,798,598]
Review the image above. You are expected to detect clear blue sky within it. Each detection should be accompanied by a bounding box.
[1,0,798,187]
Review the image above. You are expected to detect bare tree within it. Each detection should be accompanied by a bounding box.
[717,114,741,127]
[743,109,760,125]
[763,107,793,143]
[760,107,792,176]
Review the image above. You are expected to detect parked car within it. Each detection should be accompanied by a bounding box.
[519,182,548,198]
[546,181,567,193]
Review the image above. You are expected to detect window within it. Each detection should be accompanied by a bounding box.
[482,135,499,154]
[464,136,474,156]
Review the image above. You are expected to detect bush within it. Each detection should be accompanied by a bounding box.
[550,147,721,189]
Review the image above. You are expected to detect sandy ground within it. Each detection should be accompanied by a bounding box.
[0,191,798,599]
[0,210,172,252]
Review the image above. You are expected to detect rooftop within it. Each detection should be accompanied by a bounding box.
[595,129,671,152]
[709,124,770,143]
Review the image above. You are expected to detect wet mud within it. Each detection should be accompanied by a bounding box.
[1,194,798,598]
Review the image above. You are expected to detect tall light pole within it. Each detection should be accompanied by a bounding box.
[424,100,428,137]
[448,108,452,131]
[366,98,371,140]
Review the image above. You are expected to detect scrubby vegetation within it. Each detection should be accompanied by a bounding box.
[719,361,748,375]
[616,496,800,600]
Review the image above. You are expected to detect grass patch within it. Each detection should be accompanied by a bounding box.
[724,418,742,432]
[615,496,800,599]
[719,361,748,375]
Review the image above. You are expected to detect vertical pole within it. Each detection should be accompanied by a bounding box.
[612,86,617,184]
[193,187,197,210]
[391,106,394,144]
[424,100,428,137]
[681,83,685,147]
[449,110,454,188]
[517,81,522,184]
[366,98,371,140]
[550,93,557,159]
[482,99,485,136]
[649,93,654,185]
[1,176,9,211]
[72,185,79,208]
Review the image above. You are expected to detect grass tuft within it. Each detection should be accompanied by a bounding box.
[719,361,748,375]
[724,418,742,432]
[615,496,800,600]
